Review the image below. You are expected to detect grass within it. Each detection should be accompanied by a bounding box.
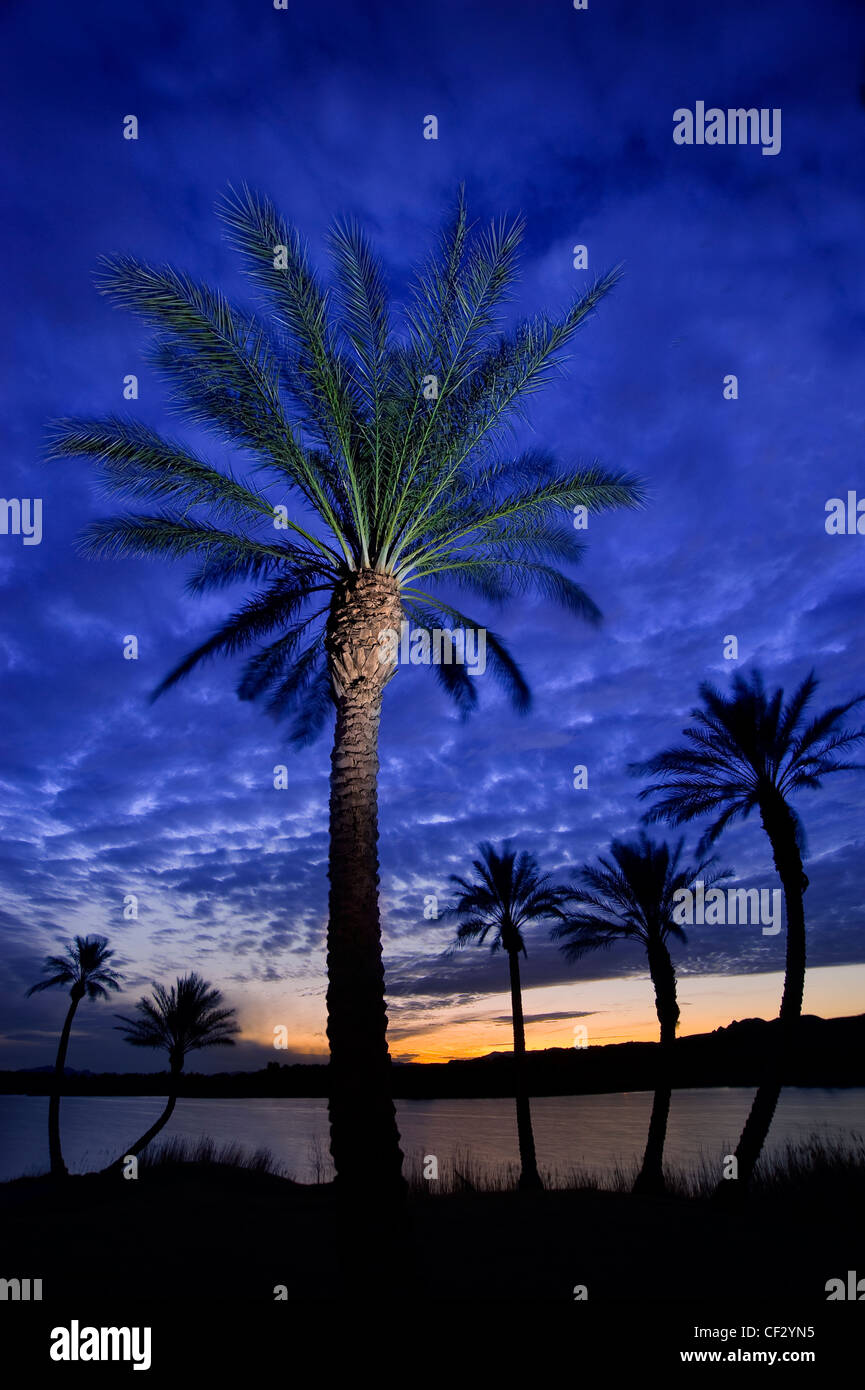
[138,1134,289,1178]
[9,1128,861,1204]
[133,1131,865,1205]
[747,1133,865,1205]
[401,1133,865,1202]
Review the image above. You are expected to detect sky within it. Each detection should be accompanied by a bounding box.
[1,0,864,1072]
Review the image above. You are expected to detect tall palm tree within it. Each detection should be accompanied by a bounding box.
[553,833,726,1195]
[49,187,643,1193]
[26,935,123,1177]
[632,669,864,1192]
[105,972,238,1172]
[448,841,573,1190]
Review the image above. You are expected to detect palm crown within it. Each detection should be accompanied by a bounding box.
[552,832,725,959]
[27,934,123,1000]
[49,186,643,738]
[631,669,865,852]
[631,670,865,1192]
[115,972,239,1068]
[450,841,573,956]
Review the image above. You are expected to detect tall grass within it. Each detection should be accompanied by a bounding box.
[132,1131,865,1207]
[403,1134,865,1200]
[138,1134,289,1178]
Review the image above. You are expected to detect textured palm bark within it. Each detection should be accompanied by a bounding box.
[718,796,807,1198]
[325,571,406,1196]
[633,939,678,1196]
[508,949,543,1191]
[49,988,83,1178]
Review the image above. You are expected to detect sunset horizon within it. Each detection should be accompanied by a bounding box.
[7,963,864,1071]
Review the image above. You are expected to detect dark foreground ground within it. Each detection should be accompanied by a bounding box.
[1,1160,859,1304]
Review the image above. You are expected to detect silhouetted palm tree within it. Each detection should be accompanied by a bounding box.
[449,841,573,1190]
[26,935,123,1177]
[553,833,726,1195]
[49,188,643,1194]
[105,973,238,1171]
[633,669,864,1192]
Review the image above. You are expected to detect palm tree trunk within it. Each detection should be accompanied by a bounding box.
[719,800,807,1197]
[102,1062,181,1173]
[49,991,82,1178]
[633,939,678,1196]
[508,948,542,1191]
[325,572,405,1197]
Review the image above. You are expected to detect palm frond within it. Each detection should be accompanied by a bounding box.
[27,936,122,999]
[53,188,646,744]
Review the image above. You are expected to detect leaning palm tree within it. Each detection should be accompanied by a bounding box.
[448,841,573,1190]
[26,935,123,1177]
[105,973,238,1172]
[553,833,727,1195]
[49,186,643,1193]
[632,669,865,1192]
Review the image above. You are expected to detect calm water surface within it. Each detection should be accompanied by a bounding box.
[1,1088,862,1184]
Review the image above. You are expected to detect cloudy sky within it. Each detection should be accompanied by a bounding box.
[2,0,863,1072]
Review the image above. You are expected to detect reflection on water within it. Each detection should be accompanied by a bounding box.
[1,1088,862,1184]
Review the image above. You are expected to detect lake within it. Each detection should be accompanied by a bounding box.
[1,1088,862,1185]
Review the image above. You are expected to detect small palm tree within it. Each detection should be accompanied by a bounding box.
[448,841,573,1190]
[49,187,643,1193]
[632,669,865,1191]
[553,833,726,1195]
[105,973,239,1171]
[26,935,123,1177]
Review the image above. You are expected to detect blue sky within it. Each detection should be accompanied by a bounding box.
[1,0,864,1071]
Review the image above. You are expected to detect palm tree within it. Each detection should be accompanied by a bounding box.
[448,841,573,1190]
[49,187,643,1193]
[553,833,727,1195]
[632,668,865,1192]
[106,972,238,1171]
[26,935,123,1177]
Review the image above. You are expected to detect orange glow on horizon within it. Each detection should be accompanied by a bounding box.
[235,964,864,1066]
[384,963,865,1064]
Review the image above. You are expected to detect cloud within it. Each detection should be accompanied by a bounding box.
[0,0,863,1070]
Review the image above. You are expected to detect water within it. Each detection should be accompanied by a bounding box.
[1,1088,862,1184]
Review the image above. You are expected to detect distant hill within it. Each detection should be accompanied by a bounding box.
[2,1013,863,1099]
[407,1013,865,1099]
[23,1066,93,1076]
